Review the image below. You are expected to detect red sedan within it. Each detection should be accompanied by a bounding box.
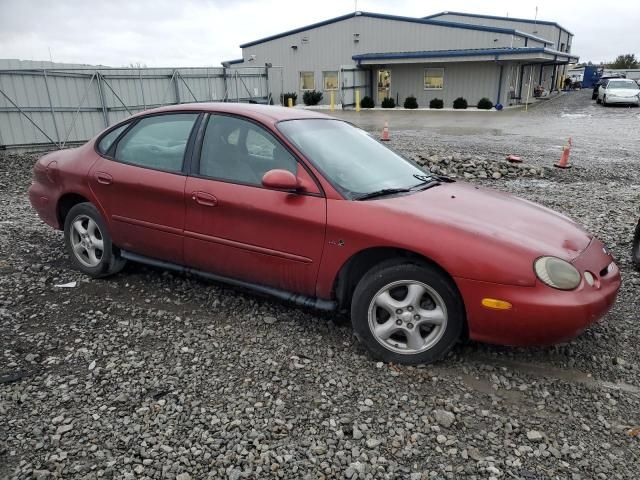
[28,103,621,364]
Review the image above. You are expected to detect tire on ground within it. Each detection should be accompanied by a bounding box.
[63,202,126,278]
[351,262,464,365]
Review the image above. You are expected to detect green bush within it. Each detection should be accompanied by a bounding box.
[280,92,297,106]
[381,97,396,108]
[453,97,468,109]
[403,95,419,109]
[477,97,493,110]
[302,89,323,106]
[360,96,375,108]
[429,98,444,109]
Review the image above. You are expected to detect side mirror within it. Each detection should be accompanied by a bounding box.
[262,169,300,191]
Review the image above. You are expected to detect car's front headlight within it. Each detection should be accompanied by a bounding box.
[534,256,581,290]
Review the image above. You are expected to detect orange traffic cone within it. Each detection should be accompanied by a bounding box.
[381,121,390,141]
[554,137,572,169]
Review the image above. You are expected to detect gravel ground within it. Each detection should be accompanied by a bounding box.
[1,91,639,479]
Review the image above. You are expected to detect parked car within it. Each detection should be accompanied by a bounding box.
[633,220,640,269]
[28,104,621,365]
[592,74,625,100]
[598,78,640,106]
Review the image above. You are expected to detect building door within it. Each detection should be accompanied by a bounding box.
[377,69,391,103]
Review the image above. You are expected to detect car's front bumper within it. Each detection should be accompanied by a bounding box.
[456,239,621,346]
[604,95,640,105]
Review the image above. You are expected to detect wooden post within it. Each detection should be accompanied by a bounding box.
[330,91,335,112]
[355,89,360,112]
[287,97,293,107]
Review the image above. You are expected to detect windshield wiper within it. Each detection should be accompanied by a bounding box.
[413,173,454,184]
[354,187,412,201]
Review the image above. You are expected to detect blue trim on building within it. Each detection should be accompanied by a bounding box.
[239,11,554,49]
[351,47,578,62]
[423,11,573,36]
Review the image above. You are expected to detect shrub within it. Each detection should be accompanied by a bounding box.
[302,89,323,106]
[280,92,297,106]
[453,97,468,109]
[403,95,419,109]
[360,96,375,108]
[429,98,444,109]
[477,97,493,110]
[381,97,396,108]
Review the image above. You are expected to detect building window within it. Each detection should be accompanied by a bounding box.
[323,71,338,91]
[300,71,315,90]
[560,42,565,52]
[424,68,444,90]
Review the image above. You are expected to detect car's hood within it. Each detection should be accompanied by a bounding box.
[373,182,591,261]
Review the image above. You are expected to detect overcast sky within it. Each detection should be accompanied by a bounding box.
[1,0,638,67]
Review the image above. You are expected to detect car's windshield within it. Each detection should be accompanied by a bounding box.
[277,119,428,198]
[607,80,639,90]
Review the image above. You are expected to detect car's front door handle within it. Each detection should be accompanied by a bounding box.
[192,191,217,207]
[95,172,113,185]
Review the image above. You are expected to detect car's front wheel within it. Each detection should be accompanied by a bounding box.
[632,221,640,270]
[351,263,464,365]
[64,202,126,278]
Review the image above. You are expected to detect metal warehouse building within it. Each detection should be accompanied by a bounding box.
[226,10,578,108]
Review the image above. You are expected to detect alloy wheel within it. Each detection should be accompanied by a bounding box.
[69,214,104,267]
[367,280,448,355]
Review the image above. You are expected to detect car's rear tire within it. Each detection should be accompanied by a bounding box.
[632,221,640,270]
[63,202,126,278]
[351,262,464,365]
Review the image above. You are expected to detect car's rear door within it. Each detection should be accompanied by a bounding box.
[89,112,201,264]
[183,113,326,296]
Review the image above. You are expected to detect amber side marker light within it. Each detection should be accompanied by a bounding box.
[481,298,513,310]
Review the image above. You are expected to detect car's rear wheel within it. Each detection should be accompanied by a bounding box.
[632,221,640,270]
[64,202,126,278]
[351,263,464,365]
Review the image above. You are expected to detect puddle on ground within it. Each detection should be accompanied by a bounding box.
[434,127,503,136]
[560,113,591,118]
[469,355,640,395]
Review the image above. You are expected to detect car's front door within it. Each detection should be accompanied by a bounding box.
[89,113,200,264]
[183,114,326,296]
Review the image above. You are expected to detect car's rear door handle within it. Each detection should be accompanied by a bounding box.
[192,191,217,207]
[95,172,113,185]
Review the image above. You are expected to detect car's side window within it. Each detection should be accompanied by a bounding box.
[114,113,198,173]
[199,115,298,186]
[97,123,129,155]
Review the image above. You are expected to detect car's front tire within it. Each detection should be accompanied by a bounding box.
[64,202,126,278]
[632,221,640,270]
[351,263,464,365]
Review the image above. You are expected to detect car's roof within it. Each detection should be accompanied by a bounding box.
[133,102,333,125]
